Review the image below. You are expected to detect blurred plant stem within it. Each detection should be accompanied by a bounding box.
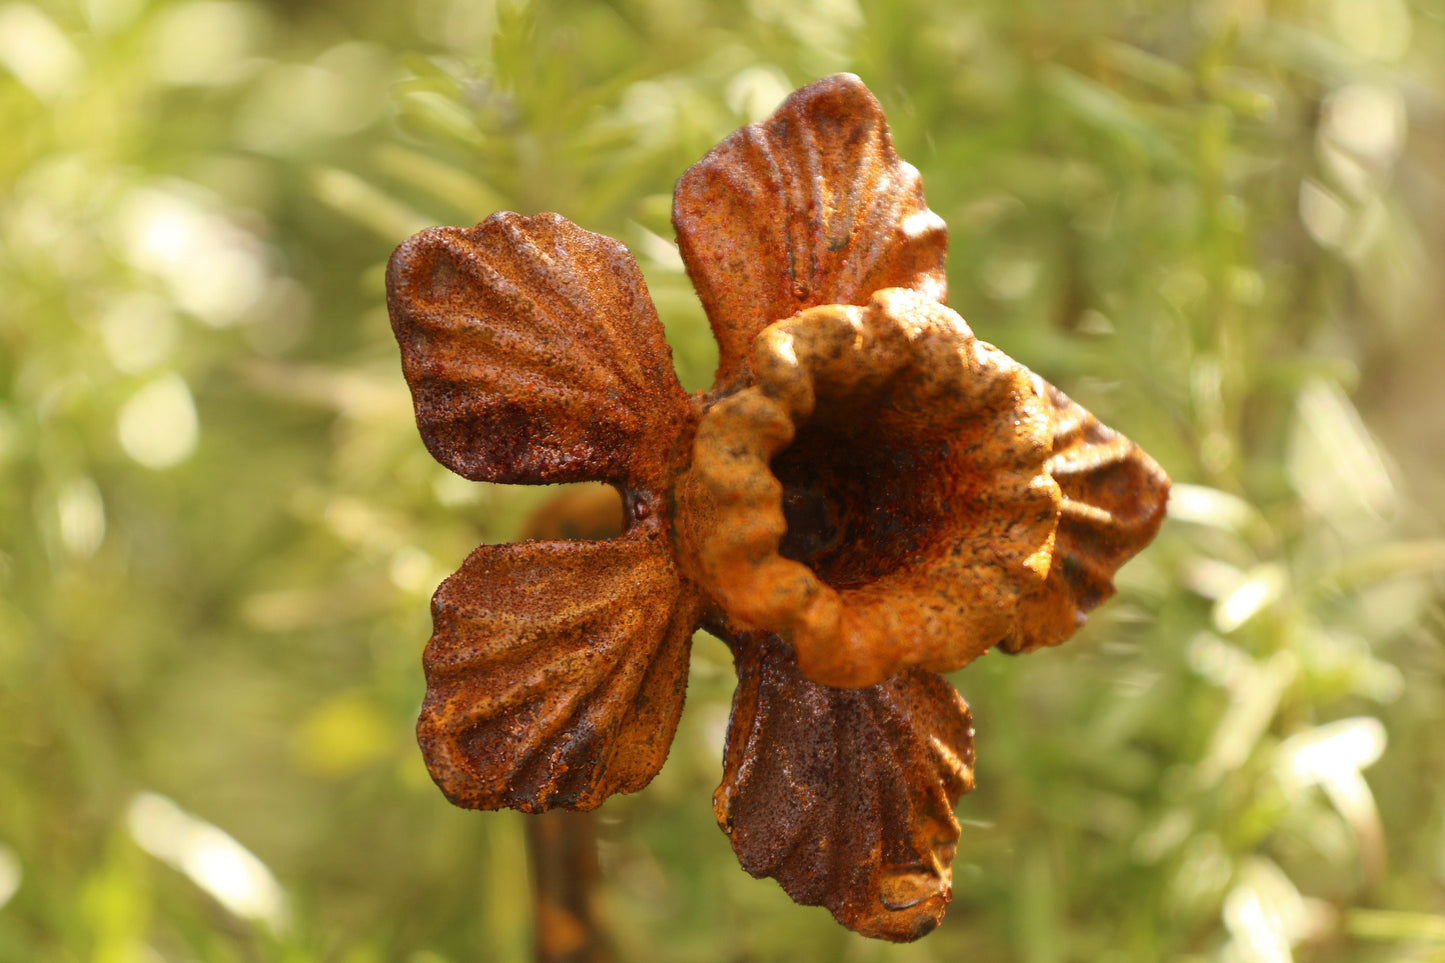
[516,484,625,963]
[526,812,613,963]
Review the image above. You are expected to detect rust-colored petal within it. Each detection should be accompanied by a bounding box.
[386,212,691,488]
[673,73,948,394]
[675,288,1060,688]
[714,632,975,942]
[1004,378,1171,653]
[418,528,704,812]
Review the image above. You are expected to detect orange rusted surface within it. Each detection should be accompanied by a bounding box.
[386,72,1169,941]
[673,74,948,396]
[675,288,1061,688]
[386,212,693,492]
[419,531,704,812]
[1006,377,1172,651]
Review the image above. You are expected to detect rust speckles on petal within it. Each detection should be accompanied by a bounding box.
[1004,378,1171,653]
[715,632,975,942]
[387,212,692,489]
[418,530,704,812]
[673,73,948,395]
[676,287,1062,688]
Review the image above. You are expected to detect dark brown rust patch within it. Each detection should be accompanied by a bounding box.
[714,630,975,941]
[772,421,954,588]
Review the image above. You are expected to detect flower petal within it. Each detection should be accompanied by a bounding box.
[673,73,948,393]
[713,632,975,942]
[418,528,704,812]
[386,212,691,487]
[1004,378,1171,653]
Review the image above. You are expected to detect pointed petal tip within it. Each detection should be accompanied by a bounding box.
[1004,379,1171,653]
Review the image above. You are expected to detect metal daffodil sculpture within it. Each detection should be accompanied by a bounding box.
[385,74,1169,941]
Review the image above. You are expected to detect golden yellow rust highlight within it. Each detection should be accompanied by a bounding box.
[677,287,1062,688]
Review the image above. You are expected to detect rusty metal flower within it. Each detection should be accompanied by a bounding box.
[386,74,1169,941]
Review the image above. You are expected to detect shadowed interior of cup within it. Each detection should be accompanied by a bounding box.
[771,388,961,591]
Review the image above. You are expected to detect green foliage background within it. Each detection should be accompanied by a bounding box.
[2,0,1444,960]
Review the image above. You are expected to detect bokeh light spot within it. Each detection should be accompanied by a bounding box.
[127,793,288,931]
[117,373,199,469]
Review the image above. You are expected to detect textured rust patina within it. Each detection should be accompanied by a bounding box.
[675,289,1060,688]
[386,73,1170,941]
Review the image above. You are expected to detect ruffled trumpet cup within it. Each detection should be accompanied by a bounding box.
[386,73,1169,941]
[676,288,1062,688]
